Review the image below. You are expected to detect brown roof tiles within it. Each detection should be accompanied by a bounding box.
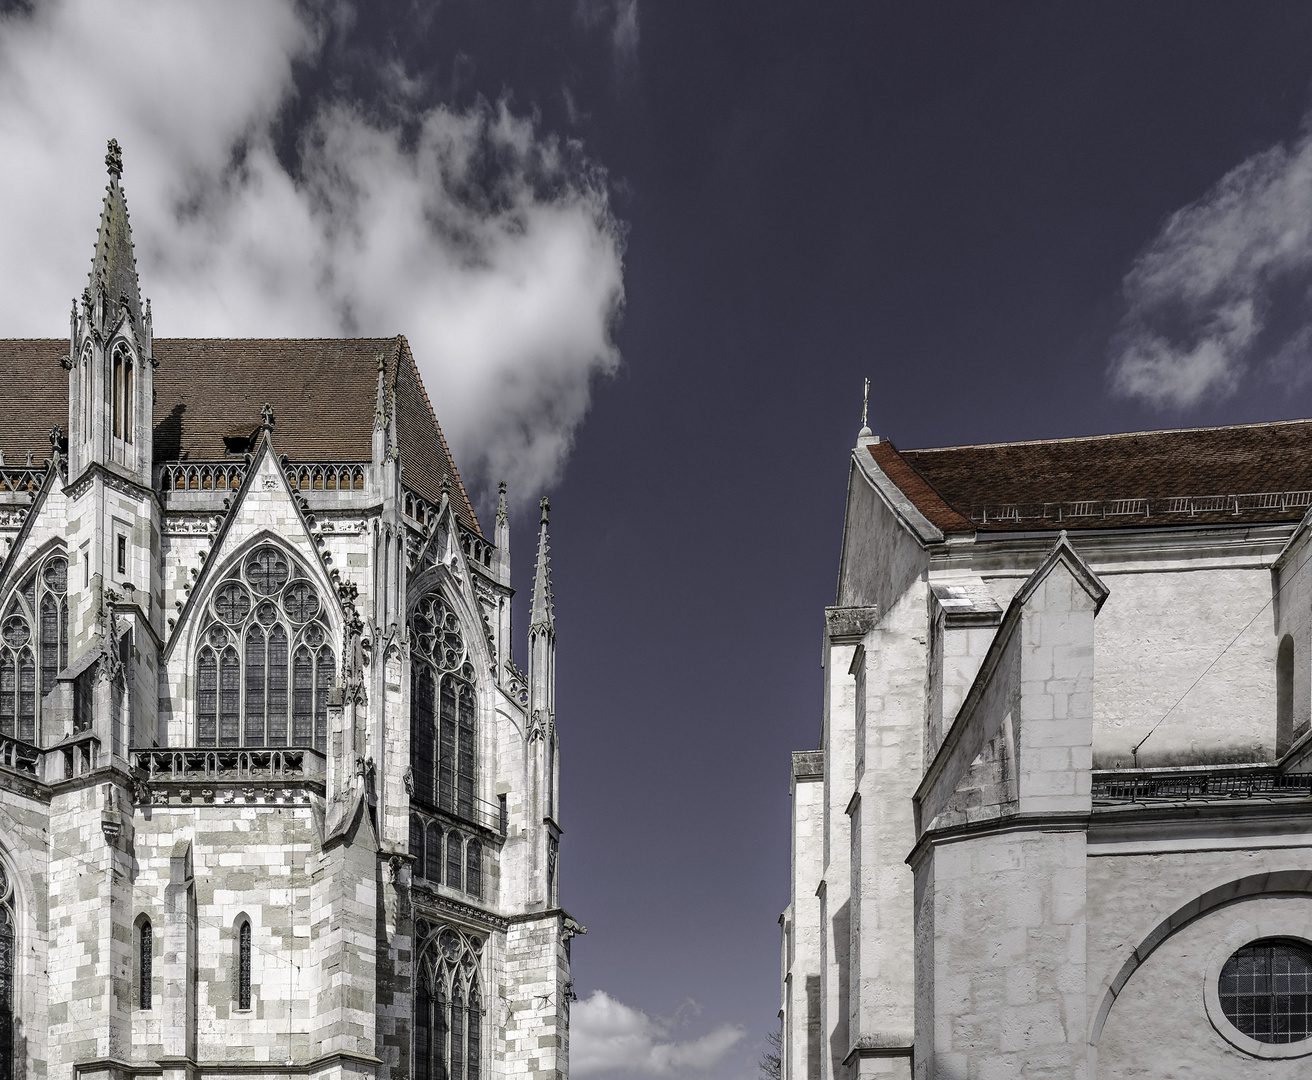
[869,418,1312,534]
[0,336,481,536]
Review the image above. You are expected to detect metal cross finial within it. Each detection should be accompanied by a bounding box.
[260,402,275,429]
[862,378,869,429]
[106,139,123,179]
[540,495,550,526]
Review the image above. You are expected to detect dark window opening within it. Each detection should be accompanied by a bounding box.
[116,536,127,577]
[238,920,252,1010]
[139,920,152,1010]
[1220,938,1312,1043]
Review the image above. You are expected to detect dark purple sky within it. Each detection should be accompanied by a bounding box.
[337,3,1312,1074]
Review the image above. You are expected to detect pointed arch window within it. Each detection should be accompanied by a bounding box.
[414,926,483,1080]
[138,918,152,1010]
[0,862,13,1080]
[237,919,252,1011]
[111,342,134,444]
[0,552,68,744]
[410,592,477,820]
[195,544,333,751]
[80,345,92,442]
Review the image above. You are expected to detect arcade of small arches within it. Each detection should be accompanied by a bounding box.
[408,814,484,899]
[194,543,336,753]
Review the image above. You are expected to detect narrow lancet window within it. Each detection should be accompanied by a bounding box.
[238,920,252,1010]
[139,920,152,1010]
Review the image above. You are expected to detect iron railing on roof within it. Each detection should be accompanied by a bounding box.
[1092,768,1312,805]
[974,489,1312,525]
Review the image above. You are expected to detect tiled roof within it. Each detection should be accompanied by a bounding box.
[0,336,481,536]
[869,418,1312,534]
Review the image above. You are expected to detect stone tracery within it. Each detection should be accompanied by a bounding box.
[195,543,334,751]
[0,551,67,743]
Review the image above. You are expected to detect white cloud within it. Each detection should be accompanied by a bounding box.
[0,0,625,508]
[1109,119,1312,408]
[572,991,746,1077]
[575,0,640,67]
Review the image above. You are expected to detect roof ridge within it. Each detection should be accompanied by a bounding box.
[904,416,1312,455]
[395,335,482,537]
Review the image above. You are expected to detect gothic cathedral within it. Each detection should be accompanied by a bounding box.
[0,142,580,1080]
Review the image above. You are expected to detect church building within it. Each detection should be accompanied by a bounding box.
[783,414,1312,1077]
[0,141,580,1080]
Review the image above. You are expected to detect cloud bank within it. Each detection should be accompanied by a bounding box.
[1109,116,1312,408]
[572,991,745,1077]
[0,0,625,508]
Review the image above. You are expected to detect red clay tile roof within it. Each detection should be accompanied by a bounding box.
[0,336,481,537]
[869,418,1312,534]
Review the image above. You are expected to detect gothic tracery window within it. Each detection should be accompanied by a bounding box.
[0,552,68,744]
[414,926,483,1080]
[196,544,334,751]
[410,593,476,818]
[0,861,15,1080]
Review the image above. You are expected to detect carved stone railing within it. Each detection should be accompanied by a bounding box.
[158,461,247,493]
[281,460,368,493]
[0,735,40,777]
[0,467,46,494]
[132,747,325,784]
[1093,768,1312,805]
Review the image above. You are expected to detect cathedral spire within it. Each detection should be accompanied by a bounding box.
[88,138,143,332]
[530,496,555,632]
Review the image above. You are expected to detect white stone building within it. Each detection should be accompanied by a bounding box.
[0,142,581,1080]
[782,415,1312,1077]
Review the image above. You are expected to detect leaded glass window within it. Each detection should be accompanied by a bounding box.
[238,920,252,1010]
[446,831,463,891]
[0,862,13,1080]
[1220,938,1312,1043]
[139,920,152,1010]
[0,552,68,743]
[410,592,477,821]
[414,926,483,1080]
[466,840,482,900]
[195,544,334,751]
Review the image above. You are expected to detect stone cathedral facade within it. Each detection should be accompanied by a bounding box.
[784,416,1312,1078]
[0,143,580,1080]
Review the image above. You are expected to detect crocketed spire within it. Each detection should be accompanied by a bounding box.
[88,138,142,330]
[530,495,555,632]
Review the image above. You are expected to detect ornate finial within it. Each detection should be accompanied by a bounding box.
[858,377,873,439]
[260,402,275,429]
[440,474,452,498]
[377,352,386,373]
[540,495,550,527]
[496,481,509,526]
[50,425,63,451]
[105,139,122,180]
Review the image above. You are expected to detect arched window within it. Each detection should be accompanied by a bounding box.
[409,592,477,819]
[446,831,463,891]
[195,545,333,751]
[0,861,14,1080]
[1278,634,1295,757]
[426,822,443,884]
[139,919,152,1010]
[80,346,92,441]
[415,926,483,1080]
[0,552,68,743]
[237,919,252,1011]
[466,840,482,900]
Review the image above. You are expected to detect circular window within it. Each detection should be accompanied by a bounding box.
[1219,938,1312,1044]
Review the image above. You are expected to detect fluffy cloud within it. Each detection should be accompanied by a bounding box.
[572,991,745,1077]
[0,0,625,508]
[1109,117,1312,407]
